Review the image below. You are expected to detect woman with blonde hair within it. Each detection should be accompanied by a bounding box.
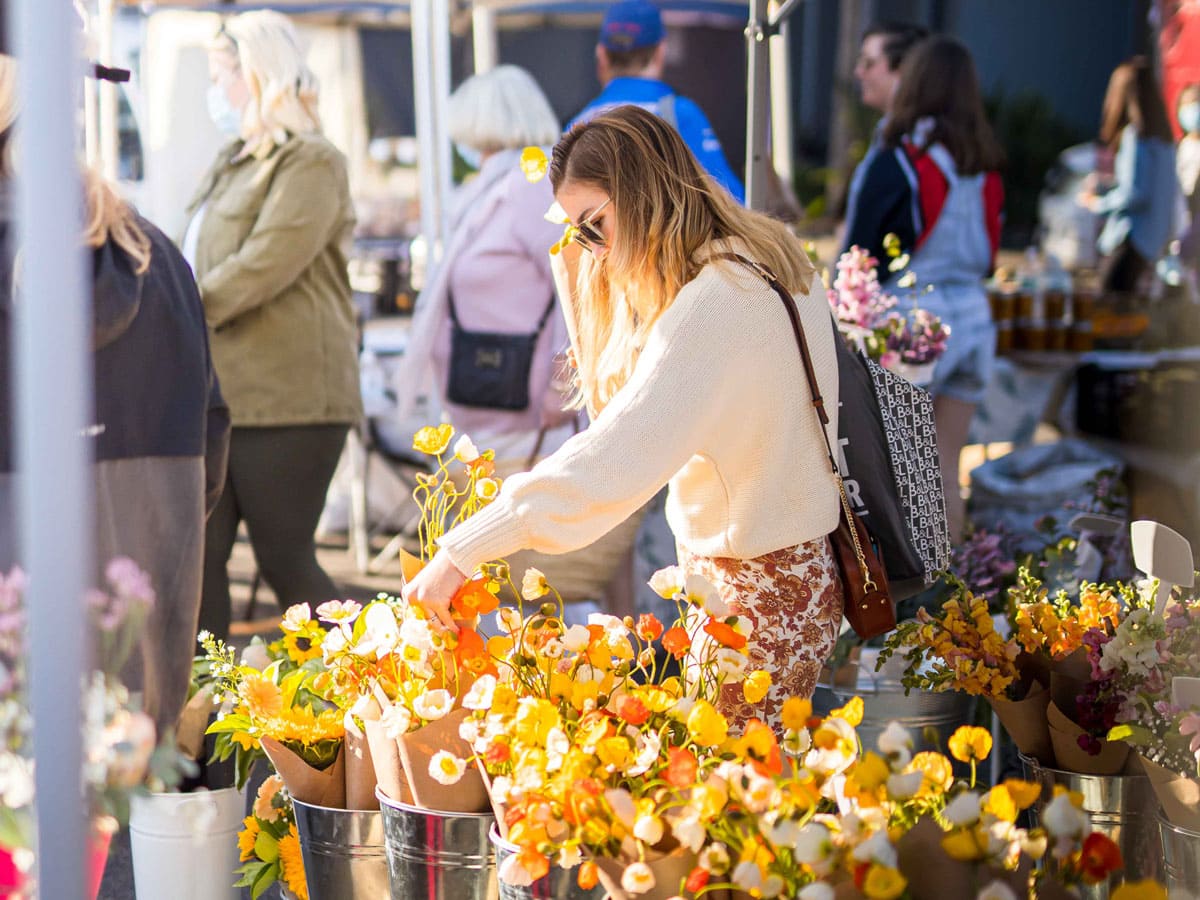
[0,51,230,735]
[404,105,843,727]
[185,9,361,641]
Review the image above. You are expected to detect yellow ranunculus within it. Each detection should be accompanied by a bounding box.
[830,696,864,727]
[412,424,454,456]
[596,736,633,770]
[781,697,812,731]
[687,700,729,748]
[948,725,993,763]
[1003,778,1041,810]
[743,670,772,705]
[941,828,985,862]
[1111,880,1168,900]
[849,751,890,794]
[862,864,907,899]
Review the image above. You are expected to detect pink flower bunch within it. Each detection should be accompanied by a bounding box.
[881,308,951,366]
[828,245,896,330]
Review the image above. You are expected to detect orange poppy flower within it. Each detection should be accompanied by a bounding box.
[578,861,600,891]
[614,694,651,727]
[636,613,664,642]
[664,746,698,788]
[1079,832,1123,883]
[662,626,692,659]
[703,618,748,650]
[451,577,500,618]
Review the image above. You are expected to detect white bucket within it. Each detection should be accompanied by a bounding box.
[129,787,244,900]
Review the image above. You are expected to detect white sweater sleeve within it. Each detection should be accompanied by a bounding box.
[437,284,730,575]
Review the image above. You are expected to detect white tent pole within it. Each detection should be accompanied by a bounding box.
[472,4,498,74]
[432,0,453,250]
[98,0,119,182]
[768,0,793,187]
[411,0,442,260]
[744,0,770,210]
[12,2,92,899]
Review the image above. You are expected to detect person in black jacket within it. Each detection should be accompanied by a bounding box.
[0,52,230,735]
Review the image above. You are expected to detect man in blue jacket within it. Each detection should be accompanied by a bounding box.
[569,0,745,203]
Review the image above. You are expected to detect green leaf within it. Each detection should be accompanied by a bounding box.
[250,862,281,899]
[207,714,252,735]
[234,860,269,888]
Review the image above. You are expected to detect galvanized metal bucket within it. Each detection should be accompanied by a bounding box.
[290,797,389,900]
[814,649,975,755]
[1159,815,1200,899]
[378,788,497,900]
[1022,758,1163,900]
[489,825,607,900]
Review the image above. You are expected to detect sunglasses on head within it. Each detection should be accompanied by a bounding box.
[572,198,611,252]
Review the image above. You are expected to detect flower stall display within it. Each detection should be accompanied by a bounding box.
[0,559,187,900]
[826,238,950,386]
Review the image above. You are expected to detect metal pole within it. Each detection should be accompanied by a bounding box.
[411,0,441,259]
[12,4,92,900]
[744,0,770,210]
[431,0,453,250]
[97,0,119,182]
[768,0,793,188]
[471,5,499,75]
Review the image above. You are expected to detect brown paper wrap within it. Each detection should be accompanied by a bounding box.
[896,818,1032,900]
[990,680,1055,767]
[1049,648,1092,718]
[343,727,379,810]
[1140,754,1200,830]
[363,719,413,805]
[1045,701,1129,775]
[477,758,511,839]
[396,708,489,813]
[590,848,697,900]
[175,687,214,761]
[261,736,346,809]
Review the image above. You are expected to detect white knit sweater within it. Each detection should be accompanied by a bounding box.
[438,256,841,574]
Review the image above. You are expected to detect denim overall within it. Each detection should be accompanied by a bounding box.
[885,142,996,405]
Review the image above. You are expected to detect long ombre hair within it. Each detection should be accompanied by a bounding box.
[1099,57,1174,148]
[213,10,322,160]
[0,54,149,273]
[549,105,815,414]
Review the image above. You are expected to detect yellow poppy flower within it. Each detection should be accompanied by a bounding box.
[687,699,729,749]
[1003,778,1041,810]
[412,424,454,456]
[948,726,993,763]
[1111,880,1168,900]
[905,751,954,797]
[830,696,864,727]
[781,697,812,731]
[982,785,1018,823]
[849,752,891,794]
[941,828,986,862]
[863,864,907,900]
[743,670,772,705]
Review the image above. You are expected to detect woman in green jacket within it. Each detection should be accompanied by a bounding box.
[185,10,362,640]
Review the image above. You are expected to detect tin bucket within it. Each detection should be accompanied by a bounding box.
[1022,757,1162,899]
[489,824,606,900]
[814,649,975,755]
[378,788,497,900]
[1160,815,1200,900]
[290,797,389,900]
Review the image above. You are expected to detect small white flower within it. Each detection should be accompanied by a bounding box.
[541,638,565,659]
[670,814,707,852]
[633,815,664,845]
[943,791,983,826]
[280,603,312,632]
[648,566,685,599]
[715,648,748,678]
[977,880,1019,900]
[1042,793,1087,838]
[682,573,722,612]
[498,852,536,887]
[412,689,453,721]
[732,860,764,893]
[557,843,582,869]
[454,435,479,462]
[380,702,413,739]
[495,606,522,634]
[793,822,834,873]
[886,770,925,800]
[798,884,836,900]
[475,477,500,501]
[521,568,549,602]
[699,842,730,874]
[458,718,480,745]
[877,721,914,758]
[562,624,591,653]
[463,675,497,710]
[766,817,802,850]
[851,829,897,868]
[429,750,466,785]
[605,788,636,828]
[316,599,362,624]
[587,613,626,635]
[621,861,656,894]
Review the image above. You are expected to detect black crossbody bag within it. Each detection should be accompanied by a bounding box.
[445,292,557,412]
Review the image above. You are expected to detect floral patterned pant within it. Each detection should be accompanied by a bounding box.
[678,537,843,732]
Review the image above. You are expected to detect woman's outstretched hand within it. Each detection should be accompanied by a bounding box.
[401,549,467,634]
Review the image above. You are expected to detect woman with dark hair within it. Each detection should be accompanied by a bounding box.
[843,35,1004,543]
[404,105,844,729]
[1082,58,1179,296]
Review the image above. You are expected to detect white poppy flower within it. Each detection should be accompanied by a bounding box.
[463,675,497,711]
[412,689,453,721]
[621,861,656,895]
[877,721,914,758]
[798,884,835,900]
[670,814,707,852]
[943,791,983,827]
[648,566,685,599]
[562,624,591,653]
[977,880,1019,900]
[428,751,466,785]
[886,770,925,800]
[453,435,479,462]
[633,815,664,845]
[521,568,549,602]
[380,702,413,739]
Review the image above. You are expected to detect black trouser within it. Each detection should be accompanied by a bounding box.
[1100,238,1152,301]
[199,424,348,640]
